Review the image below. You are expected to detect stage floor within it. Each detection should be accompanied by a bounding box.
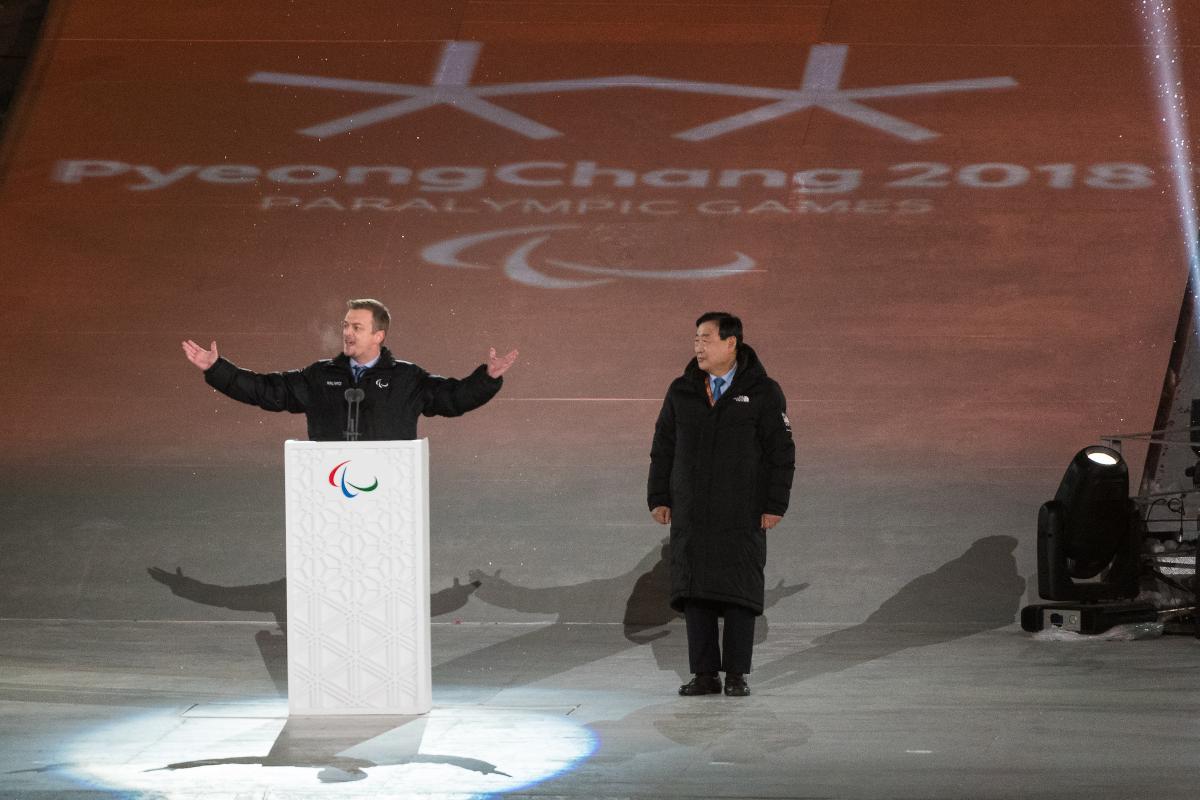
[2,618,1198,799]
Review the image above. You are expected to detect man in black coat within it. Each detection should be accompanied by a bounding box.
[182,298,517,440]
[648,312,795,697]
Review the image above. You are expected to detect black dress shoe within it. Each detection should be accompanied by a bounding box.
[678,673,722,696]
[724,673,750,696]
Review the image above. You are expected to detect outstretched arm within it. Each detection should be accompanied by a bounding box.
[184,338,310,413]
[421,347,517,418]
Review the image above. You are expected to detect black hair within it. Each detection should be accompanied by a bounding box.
[695,311,743,347]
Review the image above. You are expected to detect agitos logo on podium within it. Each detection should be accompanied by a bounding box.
[328,460,379,499]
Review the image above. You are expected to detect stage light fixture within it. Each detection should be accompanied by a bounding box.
[1021,444,1157,634]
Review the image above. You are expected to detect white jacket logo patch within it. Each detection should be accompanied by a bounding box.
[733,395,750,403]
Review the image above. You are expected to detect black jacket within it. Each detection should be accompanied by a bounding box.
[647,344,795,614]
[204,346,502,441]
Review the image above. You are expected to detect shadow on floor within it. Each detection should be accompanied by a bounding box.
[434,538,807,688]
[753,535,1025,689]
[588,535,1025,761]
[146,567,481,696]
[146,715,510,783]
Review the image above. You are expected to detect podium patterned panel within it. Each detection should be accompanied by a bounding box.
[284,440,431,715]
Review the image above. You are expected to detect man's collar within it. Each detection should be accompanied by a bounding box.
[351,354,381,369]
[707,363,736,382]
[339,346,393,368]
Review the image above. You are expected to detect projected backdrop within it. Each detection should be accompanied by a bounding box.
[0,2,1186,623]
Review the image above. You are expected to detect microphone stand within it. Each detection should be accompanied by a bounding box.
[344,388,365,441]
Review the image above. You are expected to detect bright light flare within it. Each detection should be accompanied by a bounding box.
[1086,450,1120,467]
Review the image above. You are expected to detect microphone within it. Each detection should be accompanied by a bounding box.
[344,388,365,441]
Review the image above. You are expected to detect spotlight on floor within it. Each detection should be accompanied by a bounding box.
[1020,444,1157,634]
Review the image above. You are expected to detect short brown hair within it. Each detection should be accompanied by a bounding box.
[347,298,390,333]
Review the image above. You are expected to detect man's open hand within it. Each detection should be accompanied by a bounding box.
[487,347,519,378]
[182,340,218,370]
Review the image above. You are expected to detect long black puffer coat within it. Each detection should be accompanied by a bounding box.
[647,343,795,614]
[204,346,502,441]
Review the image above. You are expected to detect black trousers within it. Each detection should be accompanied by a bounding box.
[683,599,756,675]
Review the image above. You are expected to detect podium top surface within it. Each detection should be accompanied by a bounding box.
[284,439,429,452]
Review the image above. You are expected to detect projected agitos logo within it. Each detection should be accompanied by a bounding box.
[250,41,1017,143]
[422,224,755,289]
[328,460,379,499]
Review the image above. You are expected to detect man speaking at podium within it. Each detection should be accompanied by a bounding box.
[181,298,517,439]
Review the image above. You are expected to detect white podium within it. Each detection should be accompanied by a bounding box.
[283,439,432,715]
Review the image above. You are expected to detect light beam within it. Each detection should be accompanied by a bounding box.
[1139,0,1200,313]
